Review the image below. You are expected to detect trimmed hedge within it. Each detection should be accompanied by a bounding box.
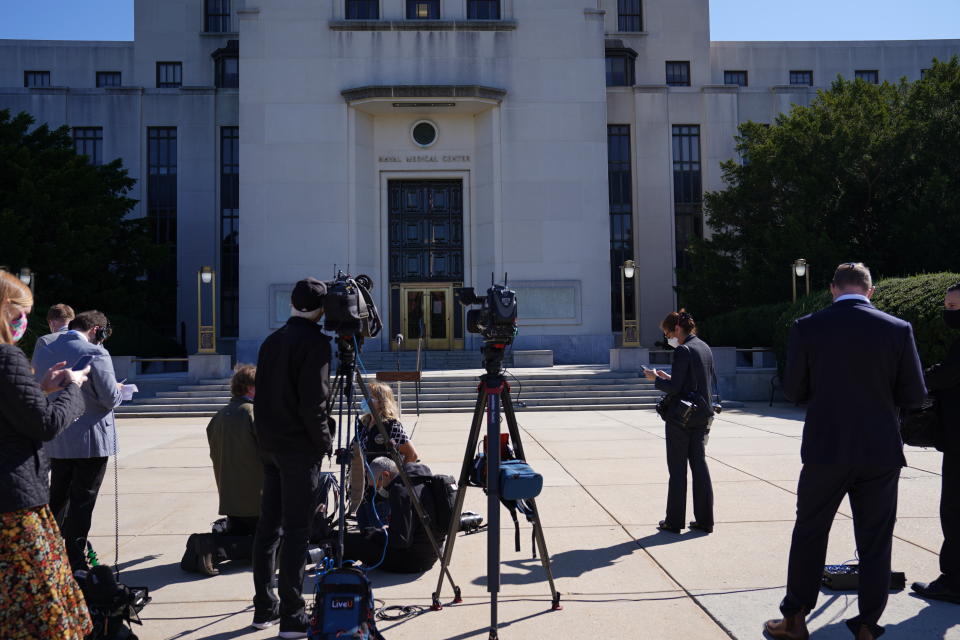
[771,272,960,373]
[698,301,792,348]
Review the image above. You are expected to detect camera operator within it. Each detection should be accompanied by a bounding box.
[34,310,123,571]
[344,456,440,573]
[251,277,334,638]
[913,282,960,604]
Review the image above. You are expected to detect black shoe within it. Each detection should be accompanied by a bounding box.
[657,520,682,534]
[250,608,280,630]
[689,521,713,534]
[912,576,960,604]
[278,614,310,639]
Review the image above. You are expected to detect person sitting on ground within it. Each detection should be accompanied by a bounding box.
[188,364,263,576]
[343,456,440,574]
[350,382,418,518]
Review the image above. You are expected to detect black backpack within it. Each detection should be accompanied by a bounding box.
[425,474,457,537]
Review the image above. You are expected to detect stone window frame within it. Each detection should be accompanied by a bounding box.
[723,70,748,87]
[24,70,51,88]
[665,61,691,87]
[789,70,813,86]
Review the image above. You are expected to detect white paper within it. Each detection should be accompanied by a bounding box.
[121,384,139,402]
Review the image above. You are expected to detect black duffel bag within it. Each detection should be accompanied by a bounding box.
[900,396,943,450]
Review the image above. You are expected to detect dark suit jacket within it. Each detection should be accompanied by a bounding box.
[926,335,960,453]
[655,334,717,428]
[783,298,927,466]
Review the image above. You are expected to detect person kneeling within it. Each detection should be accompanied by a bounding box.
[344,457,439,574]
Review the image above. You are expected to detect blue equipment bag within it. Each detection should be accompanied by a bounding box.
[499,460,543,500]
[309,565,384,640]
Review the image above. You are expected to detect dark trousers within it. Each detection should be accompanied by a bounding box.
[49,456,109,569]
[781,464,900,636]
[941,452,960,587]
[252,450,321,621]
[664,422,714,528]
[343,532,437,574]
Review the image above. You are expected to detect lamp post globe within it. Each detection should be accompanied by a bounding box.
[623,259,636,279]
[793,258,807,278]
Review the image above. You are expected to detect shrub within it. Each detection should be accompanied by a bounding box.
[771,272,959,373]
[698,301,791,348]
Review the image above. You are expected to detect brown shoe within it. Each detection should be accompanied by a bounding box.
[764,610,809,640]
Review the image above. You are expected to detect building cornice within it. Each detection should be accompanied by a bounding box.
[342,85,507,102]
[329,19,517,32]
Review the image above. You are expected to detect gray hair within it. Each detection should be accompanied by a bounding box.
[369,456,398,479]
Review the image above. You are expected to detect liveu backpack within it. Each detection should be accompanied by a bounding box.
[309,565,384,640]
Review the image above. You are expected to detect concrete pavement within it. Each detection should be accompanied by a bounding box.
[89,404,958,639]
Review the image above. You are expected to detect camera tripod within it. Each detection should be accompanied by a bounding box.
[328,336,458,596]
[431,342,561,640]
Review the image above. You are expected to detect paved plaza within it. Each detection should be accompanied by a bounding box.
[94,405,958,640]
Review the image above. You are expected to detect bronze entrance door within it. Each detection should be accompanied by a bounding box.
[388,180,464,351]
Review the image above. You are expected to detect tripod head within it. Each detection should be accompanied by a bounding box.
[480,342,508,377]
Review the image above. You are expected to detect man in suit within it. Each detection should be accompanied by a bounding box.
[912,282,960,604]
[30,303,74,371]
[765,263,927,640]
[34,309,123,570]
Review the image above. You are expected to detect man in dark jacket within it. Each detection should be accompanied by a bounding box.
[344,456,440,573]
[765,263,927,640]
[913,282,960,604]
[250,277,333,638]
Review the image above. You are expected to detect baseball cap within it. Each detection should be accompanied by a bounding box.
[291,277,326,312]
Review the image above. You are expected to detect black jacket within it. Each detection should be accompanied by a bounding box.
[783,299,928,466]
[254,317,333,457]
[655,334,717,428]
[927,335,960,453]
[374,462,437,561]
[0,344,85,513]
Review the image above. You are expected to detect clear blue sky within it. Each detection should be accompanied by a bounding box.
[0,0,957,41]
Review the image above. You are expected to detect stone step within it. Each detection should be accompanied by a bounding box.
[160,381,653,398]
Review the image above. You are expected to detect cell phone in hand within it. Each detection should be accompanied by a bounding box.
[71,355,94,371]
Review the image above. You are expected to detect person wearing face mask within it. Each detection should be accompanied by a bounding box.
[913,282,960,604]
[644,309,717,535]
[33,310,123,572]
[343,456,440,573]
[0,270,93,639]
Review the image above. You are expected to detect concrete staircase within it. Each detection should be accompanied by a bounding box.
[351,349,512,372]
[116,368,660,418]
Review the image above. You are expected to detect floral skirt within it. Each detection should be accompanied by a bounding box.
[0,505,92,639]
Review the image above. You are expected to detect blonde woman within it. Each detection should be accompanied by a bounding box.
[357,382,418,464]
[0,271,92,639]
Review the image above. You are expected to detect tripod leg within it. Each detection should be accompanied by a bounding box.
[354,371,460,600]
[431,382,488,609]
[501,389,562,610]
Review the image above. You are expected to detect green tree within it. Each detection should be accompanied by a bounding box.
[0,109,165,319]
[678,57,960,318]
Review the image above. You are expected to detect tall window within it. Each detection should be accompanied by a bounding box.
[855,69,879,84]
[216,56,238,88]
[24,71,50,87]
[608,125,635,332]
[73,128,103,166]
[724,70,748,86]
[205,0,231,32]
[147,127,178,337]
[467,0,500,19]
[96,71,121,87]
[789,70,813,86]
[407,0,439,19]
[666,61,691,86]
[156,62,183,88]
[220,127,239,338]
[618,0,642,31]
[672,125,702,271]
[346,0,379,19]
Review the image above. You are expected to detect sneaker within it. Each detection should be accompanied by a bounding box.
[250,609,280,630]
[278,614,310,639]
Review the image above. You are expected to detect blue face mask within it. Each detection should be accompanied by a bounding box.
[360,398,370,414]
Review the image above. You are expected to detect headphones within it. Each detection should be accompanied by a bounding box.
[94,323,113,344]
